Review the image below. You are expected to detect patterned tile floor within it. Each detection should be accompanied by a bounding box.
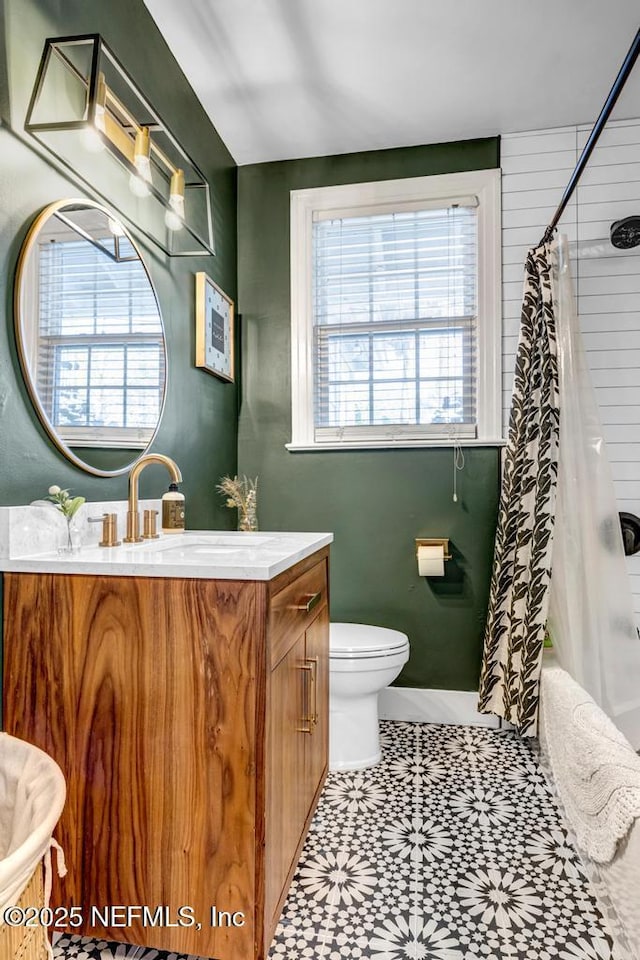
[54,722,620,960]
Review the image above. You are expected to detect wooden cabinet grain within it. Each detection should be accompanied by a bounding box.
[2,548,329,960]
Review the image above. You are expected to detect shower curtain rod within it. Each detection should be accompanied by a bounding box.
[542,25,640,245]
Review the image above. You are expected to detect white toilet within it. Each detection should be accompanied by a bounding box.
[329,622,410,771]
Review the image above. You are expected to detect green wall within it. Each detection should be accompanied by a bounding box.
[237,140,501,691]
[0,0,238,520]
[0,0,238,715]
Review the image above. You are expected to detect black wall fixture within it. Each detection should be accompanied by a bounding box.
[611,215,640,248]
[620,512,640,556]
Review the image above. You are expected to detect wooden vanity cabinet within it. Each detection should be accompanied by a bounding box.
[2,547,329,960]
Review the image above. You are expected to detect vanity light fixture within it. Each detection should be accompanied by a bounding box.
[25,34,214,256]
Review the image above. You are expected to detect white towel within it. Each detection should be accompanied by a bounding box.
[539,666,640,863]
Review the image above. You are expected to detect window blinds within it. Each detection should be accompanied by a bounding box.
[312,201,478,440]
[37,237,164,440]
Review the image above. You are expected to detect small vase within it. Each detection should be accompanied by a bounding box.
[237,489,258,532]
[59,518,81,555]
[238,506,258,532]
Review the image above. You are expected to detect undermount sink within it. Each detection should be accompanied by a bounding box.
[163,546,246,556]
[123,532,276,559]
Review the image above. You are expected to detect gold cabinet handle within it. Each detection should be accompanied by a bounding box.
[307,656,318,725]
[295,591,322,613]
[297,662,314,734]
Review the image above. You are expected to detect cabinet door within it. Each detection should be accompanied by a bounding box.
[303,603,329,811]
[265,633,307,924]
[263,555,330,949]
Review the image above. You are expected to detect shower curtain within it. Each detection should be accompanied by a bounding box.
[478,243,559,735]
[479,235,640,743]
[548,236,640,749]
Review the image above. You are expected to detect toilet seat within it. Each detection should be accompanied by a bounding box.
[330,622,410,659]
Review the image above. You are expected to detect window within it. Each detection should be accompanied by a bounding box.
[289,170,501,449]
[36,234,165,448]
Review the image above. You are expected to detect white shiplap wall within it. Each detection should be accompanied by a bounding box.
[501,120,640,624]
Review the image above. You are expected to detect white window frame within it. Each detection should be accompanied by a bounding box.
[288,169,502,450]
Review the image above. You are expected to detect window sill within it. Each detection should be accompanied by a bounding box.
[286,438,507,452]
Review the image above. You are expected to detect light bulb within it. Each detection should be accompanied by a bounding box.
[133,126,152,183]
[83,126,105,153]
[108,217,125,237]
[165,209,183,231]
[134,153,152,182]
[129,172,151,197]
[84,72,107,152]
[165,168,185,231]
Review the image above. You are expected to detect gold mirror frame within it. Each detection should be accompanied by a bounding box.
[14,198,167,477]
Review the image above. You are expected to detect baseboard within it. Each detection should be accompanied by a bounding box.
[379,686,500,727]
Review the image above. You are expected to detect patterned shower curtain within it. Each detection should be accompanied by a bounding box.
[478,242,560,735]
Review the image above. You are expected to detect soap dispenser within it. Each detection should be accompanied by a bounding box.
[162,482,185,533]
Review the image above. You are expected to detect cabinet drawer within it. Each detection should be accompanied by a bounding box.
[268,560,327,669]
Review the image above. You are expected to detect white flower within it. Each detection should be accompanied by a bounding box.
[48,484,61,495]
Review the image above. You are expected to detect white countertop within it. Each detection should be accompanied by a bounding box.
[0,529,333,580]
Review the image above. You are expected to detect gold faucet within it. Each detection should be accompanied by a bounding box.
[124,453,183,543]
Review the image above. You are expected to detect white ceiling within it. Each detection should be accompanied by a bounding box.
[143,0,640,166]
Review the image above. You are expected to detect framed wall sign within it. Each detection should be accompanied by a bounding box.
[195,272,235,382]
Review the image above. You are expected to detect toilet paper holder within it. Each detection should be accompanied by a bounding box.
[415,538,452,560]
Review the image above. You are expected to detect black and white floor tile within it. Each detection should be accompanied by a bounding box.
[52,939,205,960]
[54,722,621,960]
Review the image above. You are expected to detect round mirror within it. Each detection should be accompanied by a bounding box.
[14,199,167,476]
